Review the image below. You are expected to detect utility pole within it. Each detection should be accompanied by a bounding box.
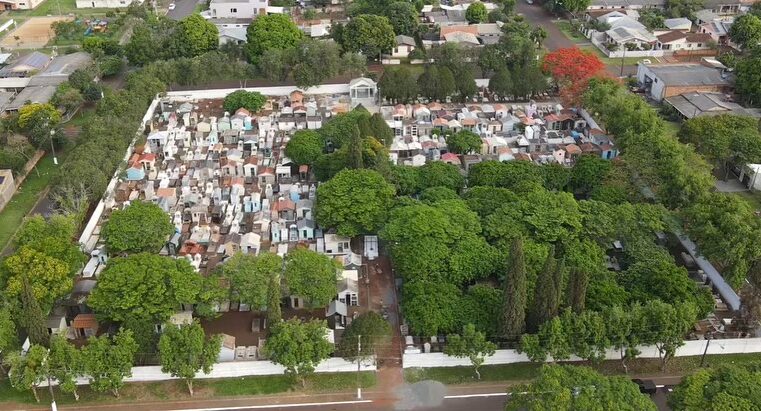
[620,46,626,77]
[700,333,712,367]
[356,334,362,400]
[50,129,58,165]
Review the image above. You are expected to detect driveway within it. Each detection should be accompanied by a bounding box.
[167,0,200,20]
[515,2,575,51]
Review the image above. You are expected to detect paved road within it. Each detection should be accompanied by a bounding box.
[167,0,200,20]
[515,2,574,51]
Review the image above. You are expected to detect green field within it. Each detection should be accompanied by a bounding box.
[0,154,59,252]
[405,353,761,386]
[555,21,586,42]
[0,372,377,406]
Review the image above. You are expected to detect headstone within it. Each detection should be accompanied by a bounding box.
[424,342,431,353]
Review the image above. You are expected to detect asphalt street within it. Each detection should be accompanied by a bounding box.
[167,0,200,20]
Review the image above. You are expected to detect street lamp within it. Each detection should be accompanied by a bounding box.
[50,129,58,165]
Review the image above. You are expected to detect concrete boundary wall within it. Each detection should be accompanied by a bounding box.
[42,357,376,387]
[402,337,761,368]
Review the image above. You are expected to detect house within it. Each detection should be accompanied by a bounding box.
[326,300,347,329]
[656,31,712,51]
[664,92,761,119]
[393,35,416,58]
[0,0,43,10]
[636,63,733,101]
[297,219,315,241]
[604,26,657,50]
[76,0,139,8]
[72,313,98,338]
[697,10,734,45]
[0,51,50,78]
[337,269,359,307]
[208,0,268,19]
[587,0,666,10]
[0,169,15,213]
[219,27,248,45]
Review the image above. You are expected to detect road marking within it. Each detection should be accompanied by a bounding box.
[170,400,374,411]
[656,385,665,388]
[445,393,510,399]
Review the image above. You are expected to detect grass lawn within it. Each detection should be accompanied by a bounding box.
[581,45,643,66]
[9,0,114,17]
[0,154,59,251]
[663,120,681,138]
[555,21,586,43]
[404,353,761,386]
[0,372,377,406]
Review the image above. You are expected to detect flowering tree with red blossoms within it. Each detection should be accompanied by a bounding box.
[542,47,608,107]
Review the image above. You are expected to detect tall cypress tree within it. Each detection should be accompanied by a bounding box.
[501,237,527,340]
[20,277,49,347]
[527,246,557,333]
[552,256,565,316]
[348,125,364,169]
[567,267,588,314]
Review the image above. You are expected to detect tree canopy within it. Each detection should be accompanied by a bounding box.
[88,253,203,323]
[223,90,266,114]
[444,323,496,379]
[159,321,222,396]
[315,169,396,237]
[337,311,391,363]
[82,329,138,398]
[337,15,396,59]
[669,363,761,411]
[283,248,339,306]
[221,252,282,309]
[174,14,218,58]
[101,201,174,254]
[264,318,333,385]
[446,130,483,154]
[246,14,303,63]
[285,130,324,165]
[466,2,488,23]
[507,365,657,411]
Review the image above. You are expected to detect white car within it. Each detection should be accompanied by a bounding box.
[168,3,176,10]
[525,0,534,4]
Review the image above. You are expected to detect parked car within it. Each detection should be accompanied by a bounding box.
[168,3,176,10]
[525,0,534,4]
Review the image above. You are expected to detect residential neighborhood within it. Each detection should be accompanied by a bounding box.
[0,0,761,410]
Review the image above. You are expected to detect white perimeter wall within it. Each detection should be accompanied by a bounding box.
[403,337,761,368]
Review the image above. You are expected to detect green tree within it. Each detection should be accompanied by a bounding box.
[560,310,608,362]
[3,245,72,311]
[223,90,266,113]
[16,215,85,276]
[221,252,282,309]
[419,186,460,203]
[18,277,49,348]
[419,65,456,101]
[283,248,339,306]
[401,280,462,335]
[5,345,48,402]
[502,237,528,340]
[388,165,422,196]
[315,169,396,237]
[639,9,666,30]
[286,130,323,165]
[463,186,518,219]
[507,365,657,411]
[735,52,761,106]
[339,15,395,59]
[566,267,588,313]
[669,364,761,411]
[460,284,503,338]
[527,247,559,332]
[88,254,202,323]
[159,321,222,396]
[730,14,761,50]
[0,304,17,375]
[569,154,611,196]
[604,304,642,374]
[665,0,704,19]
[337,311,391,363]
[82,329,138,398]
[386,2,418,35]
[174,14,219,57]
[489,68,513,99]
[418,161,464,191]
[347,125,364,169]
[48,335,84,401]
[18,103,60,130]
[246,14,303,63]
[101,201,174,254]
[466,1,488,23]
[83,36,122,56]
[51,82,84,113]
[98,56,124,77]
[267,273,283,324]
[264,318,333,386]
[379,66,419,104]
[446,130,483,154]
[445,323,496,380]
[369,113,394,146]
[641,300,697,371]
